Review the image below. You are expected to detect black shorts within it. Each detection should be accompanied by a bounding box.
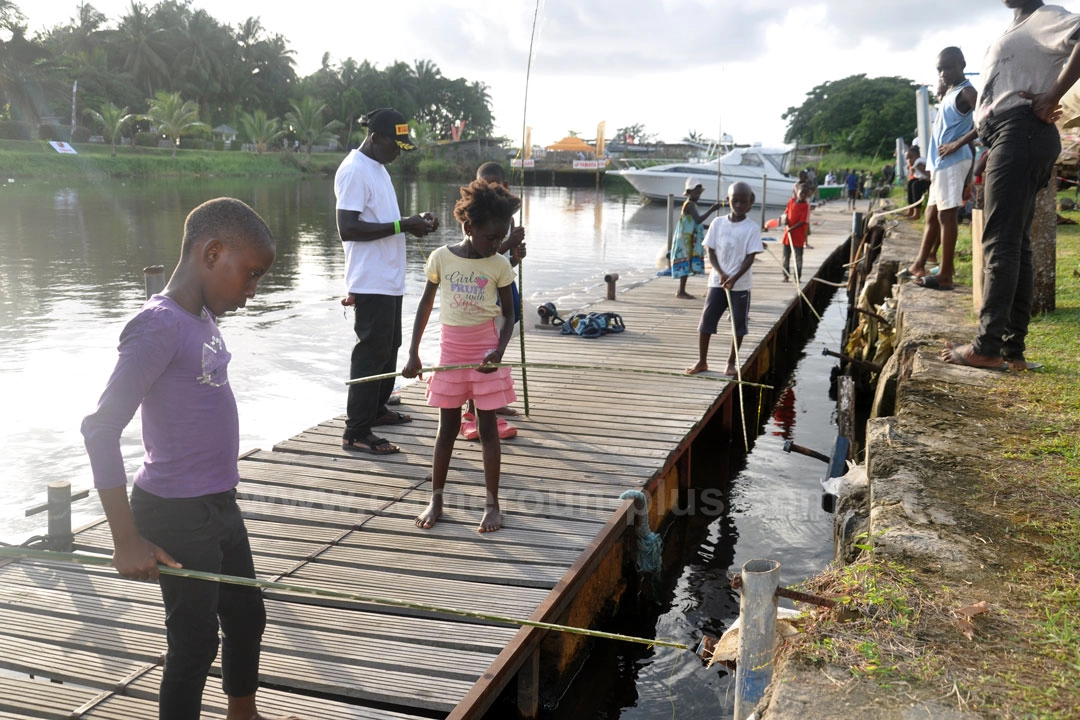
[847,188,857,199]
[699,287,750,336]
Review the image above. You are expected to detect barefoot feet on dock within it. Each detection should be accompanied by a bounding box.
[478,504,503,533]
[686,361,708,375]
[415,496,443,529]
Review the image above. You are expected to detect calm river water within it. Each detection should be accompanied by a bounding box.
[0,174,836,718]
[0,176,667,542]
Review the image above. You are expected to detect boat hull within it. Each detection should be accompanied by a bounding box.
[616,167,797,207]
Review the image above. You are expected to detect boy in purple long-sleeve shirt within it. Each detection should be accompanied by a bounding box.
[82,198,297,720]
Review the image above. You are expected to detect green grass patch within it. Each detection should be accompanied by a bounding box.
[0,139,332,178]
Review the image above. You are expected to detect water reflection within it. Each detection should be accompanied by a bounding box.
[0,177,669,542]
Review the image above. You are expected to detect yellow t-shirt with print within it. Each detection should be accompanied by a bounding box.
[425,245,515,327]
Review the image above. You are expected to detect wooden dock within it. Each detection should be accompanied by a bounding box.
[0,203,856,719]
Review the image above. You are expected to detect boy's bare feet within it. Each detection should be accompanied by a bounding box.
[478,504,503,533]
[686,361,708,375]
[495,406,518,416]
[676,292,695,300]
[724,363,738,377]
[415,496,444,529]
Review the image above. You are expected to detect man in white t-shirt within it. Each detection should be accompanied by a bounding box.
[335,108,439,455]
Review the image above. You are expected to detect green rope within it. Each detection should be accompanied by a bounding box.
[346,361,773,390]
[0,546,689,651]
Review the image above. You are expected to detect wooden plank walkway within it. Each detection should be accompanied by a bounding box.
[0,203,854,718]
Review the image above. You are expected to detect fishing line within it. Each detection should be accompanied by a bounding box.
[515,0,543,418]
[346,361,774,390]
[761,242,837,347]
[723,287,750,453]
[0,546,691,651]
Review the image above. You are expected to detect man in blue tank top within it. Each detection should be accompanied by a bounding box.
[902,47,978,291]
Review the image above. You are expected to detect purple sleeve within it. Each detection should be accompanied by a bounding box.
[81,308,178,490]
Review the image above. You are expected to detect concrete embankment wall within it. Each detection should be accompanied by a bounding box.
[757,219,1001,720]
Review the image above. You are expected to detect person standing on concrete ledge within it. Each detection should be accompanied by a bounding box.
[943,1,1080,371]
[904,47,978,292]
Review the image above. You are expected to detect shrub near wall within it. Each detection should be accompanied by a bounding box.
[135,131,158,148]
[39,125,71,142]
[0,121,33,140]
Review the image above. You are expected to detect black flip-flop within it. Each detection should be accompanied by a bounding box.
[916,275,954,291]
[342,435,400,455]
[1006,359,1044,372]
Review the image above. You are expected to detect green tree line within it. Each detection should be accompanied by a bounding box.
[0,0,494,151]
[783,74,918,158]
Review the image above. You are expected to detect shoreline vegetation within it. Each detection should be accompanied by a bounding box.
[0,140,885,185]
[0,139,488,180]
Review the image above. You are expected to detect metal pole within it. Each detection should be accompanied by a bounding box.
[734,558,781,720]
[144,265,165,299]
[850,212,863,267]
[665,194,675,270]
[46,481,73,552]
[760,174,768,229]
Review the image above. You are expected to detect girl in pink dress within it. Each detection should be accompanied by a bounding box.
[403,180,519,532]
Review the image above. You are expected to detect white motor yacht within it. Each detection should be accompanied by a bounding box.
[614,144,798,207]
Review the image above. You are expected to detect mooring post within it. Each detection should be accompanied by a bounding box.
[516,647,540,720]
[734,558,781,720]
[837,376,855,461]
[760,174,767,231]
[604,272,619,301]
[143,265,165,300]
[46,481,74,552]
[850,212,863,267]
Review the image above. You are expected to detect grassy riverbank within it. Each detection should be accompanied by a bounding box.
[777,212,1080,718]
[0,139,328,179]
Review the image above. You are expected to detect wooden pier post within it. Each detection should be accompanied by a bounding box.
[516,648,540,719]
[143,265,165,299]
[46,481,73,552]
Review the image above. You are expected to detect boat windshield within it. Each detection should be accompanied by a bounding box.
[765,149,795,176]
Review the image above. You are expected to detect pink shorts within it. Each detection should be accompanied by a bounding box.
[426,319,516,410]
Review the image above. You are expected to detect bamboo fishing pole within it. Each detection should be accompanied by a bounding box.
[723,286,750,453]
[515,0,543,418]
[0,546,690,651]
[345,361,774,390]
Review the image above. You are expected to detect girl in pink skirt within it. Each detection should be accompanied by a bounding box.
[403,180,519,532]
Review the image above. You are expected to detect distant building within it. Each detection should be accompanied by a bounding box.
[212,124,238,143]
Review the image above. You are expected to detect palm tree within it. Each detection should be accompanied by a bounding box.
[84,101,133,156]
[238,109,284,155]
[144,90,206,157]
[284,96,341,166]
[115,1,169,97]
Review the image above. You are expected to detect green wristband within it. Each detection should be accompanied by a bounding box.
[394,219,401,234]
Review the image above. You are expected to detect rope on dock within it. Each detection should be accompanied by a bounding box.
[0,546,691,651]
[346,361,774,389]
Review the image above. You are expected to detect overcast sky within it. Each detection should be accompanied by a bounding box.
[18,0,1077,147]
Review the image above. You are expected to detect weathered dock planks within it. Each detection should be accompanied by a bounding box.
[0,203,854,718]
